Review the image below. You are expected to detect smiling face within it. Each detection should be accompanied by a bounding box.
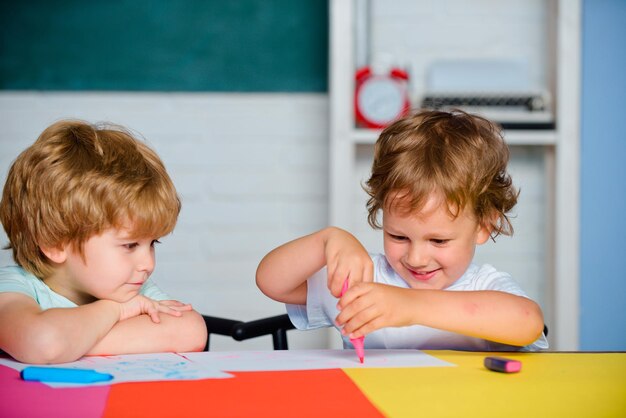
[382,193,491,290]
[43,227,159,305]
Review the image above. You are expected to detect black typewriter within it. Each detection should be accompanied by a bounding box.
[421,92,554,130]
[421,60,555,130]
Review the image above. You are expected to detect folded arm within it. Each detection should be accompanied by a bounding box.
[337,284,545,347]
[0,292,206,364]
[87,309,207,356]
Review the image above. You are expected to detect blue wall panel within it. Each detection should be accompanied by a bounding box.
[580,0,626,350]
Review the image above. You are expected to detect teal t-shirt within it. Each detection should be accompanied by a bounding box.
[0,265,170,309]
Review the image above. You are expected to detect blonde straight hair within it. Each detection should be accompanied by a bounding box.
[0,120,181,278]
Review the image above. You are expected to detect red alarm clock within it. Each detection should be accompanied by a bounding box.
[354,66,411,129]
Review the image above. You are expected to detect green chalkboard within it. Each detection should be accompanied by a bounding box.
[0,0,328,91]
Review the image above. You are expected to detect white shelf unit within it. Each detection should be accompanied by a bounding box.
[329,0,580,350]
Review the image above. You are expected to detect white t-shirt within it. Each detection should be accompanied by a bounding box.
[287,254,549,351]
[0,265,170,309]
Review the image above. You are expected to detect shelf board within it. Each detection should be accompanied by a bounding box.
[502,130,557,146]
[351,128,557,146]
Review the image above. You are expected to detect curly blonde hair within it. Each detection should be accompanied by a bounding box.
[365,109,518,239]
[0,120,181,278]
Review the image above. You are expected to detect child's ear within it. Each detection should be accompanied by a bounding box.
[475,210,500,245]
[475,220,494,245]
[40,246,67,264]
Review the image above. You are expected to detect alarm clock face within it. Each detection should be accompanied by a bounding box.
[357,76,407,126]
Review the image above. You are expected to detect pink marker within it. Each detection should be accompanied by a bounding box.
[484,356,522,373]
[341,280,365,363]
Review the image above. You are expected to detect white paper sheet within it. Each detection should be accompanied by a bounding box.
[0,352,231,388]
[184,349,453,371]
[0,349,453,388]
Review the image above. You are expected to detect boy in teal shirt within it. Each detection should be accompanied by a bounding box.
[0,120,207,363]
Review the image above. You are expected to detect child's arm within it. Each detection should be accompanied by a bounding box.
[256,227,373,303]
[87,309,207,356]
[336,284,544,347]
[0,292,205,364]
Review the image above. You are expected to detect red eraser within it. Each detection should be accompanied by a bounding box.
[484,356,522,373]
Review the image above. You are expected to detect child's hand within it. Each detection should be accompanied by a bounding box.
[118,296,193,323]
[324,228,374,298]
[335,283,413,338]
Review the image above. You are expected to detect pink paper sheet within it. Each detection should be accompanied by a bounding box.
[0,364,110,418]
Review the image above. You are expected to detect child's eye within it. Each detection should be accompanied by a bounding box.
[430,239,450,245]
[124,242,139,249]
[388,233,408,241]
[151,239,161,247]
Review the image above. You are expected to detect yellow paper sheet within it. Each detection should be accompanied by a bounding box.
[344,351,626,418]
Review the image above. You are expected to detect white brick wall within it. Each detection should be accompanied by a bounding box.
[0,90,550,349]
[0,92,330,350]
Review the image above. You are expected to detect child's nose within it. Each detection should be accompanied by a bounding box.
[137,250,155,273]
[406,243,429,268]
